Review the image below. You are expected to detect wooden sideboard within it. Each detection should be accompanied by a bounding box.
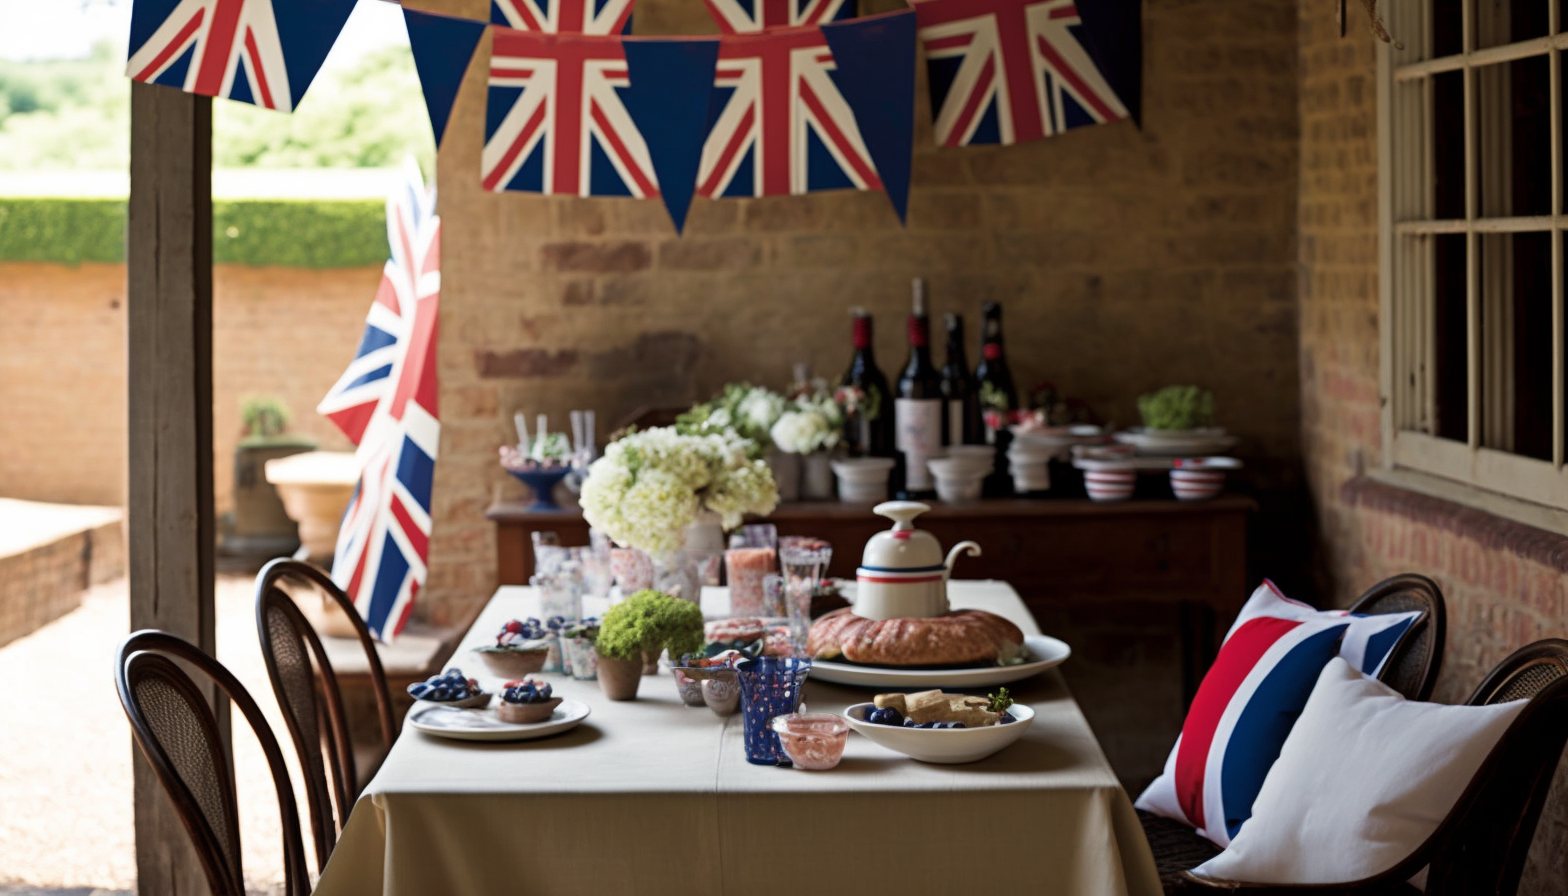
[485,495,1256,701]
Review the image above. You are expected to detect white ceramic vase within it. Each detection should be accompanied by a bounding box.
[800,452,835,500]
[766,450,801,502]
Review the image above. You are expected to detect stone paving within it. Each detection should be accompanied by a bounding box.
[0,574,304,894]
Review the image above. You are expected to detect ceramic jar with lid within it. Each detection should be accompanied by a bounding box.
[854,501,980,621]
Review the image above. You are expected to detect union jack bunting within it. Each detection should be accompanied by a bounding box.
[125,0,353,111]
[317,159,441,639]
[911,0,1129,147]
[702,0,856,34]
[490,0,634,34]
[483,29,660,197]
[697,26,882,198]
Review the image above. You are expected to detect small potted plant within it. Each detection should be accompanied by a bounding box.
[593,590,705,701]
[1136,385,1216,432]
[229,396,316,557]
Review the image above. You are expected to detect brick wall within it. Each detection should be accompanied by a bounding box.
[415,0,1305,628]
[0,262,374,512]
[1297,5,1567,890]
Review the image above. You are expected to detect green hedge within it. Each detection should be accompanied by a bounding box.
[0,197,387,268]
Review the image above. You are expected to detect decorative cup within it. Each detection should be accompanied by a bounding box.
[701,669,740,716]
[737,657,813,766]
[564,637,598,680]
[725,548,776,616]
[672,668,706,706]
[770,713,851,770]
[611,548,654,594]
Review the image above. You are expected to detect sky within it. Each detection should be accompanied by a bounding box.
[0,0,408,64]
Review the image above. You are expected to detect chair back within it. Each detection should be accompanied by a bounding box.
[115,630,310,896]
[255,558,395,870]
[1347,573,1446,701]
[1421,639,1568,896]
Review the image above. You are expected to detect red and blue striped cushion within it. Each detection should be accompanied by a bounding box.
[1135,581,1423,846]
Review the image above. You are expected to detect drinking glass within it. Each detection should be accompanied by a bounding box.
[779,539,831,656]
[736,657,812,766]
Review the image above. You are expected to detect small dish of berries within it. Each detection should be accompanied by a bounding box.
[408,668,490,709]
[496,678,563,724]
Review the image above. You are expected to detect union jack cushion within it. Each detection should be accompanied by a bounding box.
[1134,581,1424,846]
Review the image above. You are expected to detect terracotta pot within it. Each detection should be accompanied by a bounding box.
[598,656,644,701]
[496,696,563,724]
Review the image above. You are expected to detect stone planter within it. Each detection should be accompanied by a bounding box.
[228,440,315,557]
[598,655,644,701]
[265,451,359,565]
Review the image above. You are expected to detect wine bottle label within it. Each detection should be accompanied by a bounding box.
[947,399,965,446]
[896,398,942,490]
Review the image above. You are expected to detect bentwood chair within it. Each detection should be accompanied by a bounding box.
[115,630,310,896]
[255,558,395,871]
[1175,638,1568,895]
[1140,574,1449,892]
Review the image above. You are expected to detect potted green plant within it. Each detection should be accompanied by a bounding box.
[1136,385,1215,432]
[226,396,317,558]
[594,590,705,701]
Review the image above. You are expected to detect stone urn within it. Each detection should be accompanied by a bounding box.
[265,451,360,566]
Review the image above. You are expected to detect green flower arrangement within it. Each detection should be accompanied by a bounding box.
[594,590,706,662]
[1137,385,1216,431]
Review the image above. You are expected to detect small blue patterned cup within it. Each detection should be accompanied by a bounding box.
[736,657,812,766]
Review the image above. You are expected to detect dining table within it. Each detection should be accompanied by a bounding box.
[311,580,1162,896]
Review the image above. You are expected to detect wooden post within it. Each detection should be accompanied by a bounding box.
[127,81,219,895]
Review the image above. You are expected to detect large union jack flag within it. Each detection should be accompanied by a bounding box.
[702,0,856,34]
[483,29,660,197]
[125,0,352,112]
[317,160,441,640]
[697,26,882,198]
[490,0,634,34]
[912,0,1129,147]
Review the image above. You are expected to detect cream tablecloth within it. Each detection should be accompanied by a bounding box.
[313,581,1160,896]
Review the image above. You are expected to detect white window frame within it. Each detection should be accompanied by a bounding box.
[1376,0,1568,530]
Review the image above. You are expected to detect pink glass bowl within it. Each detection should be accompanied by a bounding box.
[770,712,851,770]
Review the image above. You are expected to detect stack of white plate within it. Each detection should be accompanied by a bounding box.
[831,457,894,502]
[1007,442,1054,493]
[928,451,991,502]
[1112,427,1237,456]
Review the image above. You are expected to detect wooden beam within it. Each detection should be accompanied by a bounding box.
[127,81,220,895]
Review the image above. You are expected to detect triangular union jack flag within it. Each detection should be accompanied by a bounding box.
[482,28,660,197]
[701,0,856,34]
[911,0,1129,146]
[490,0,634,34]
[317,159,441,640]
[697,25,882,198]
[125,0,354,112]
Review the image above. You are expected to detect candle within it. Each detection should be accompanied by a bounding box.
[725,547,776,617]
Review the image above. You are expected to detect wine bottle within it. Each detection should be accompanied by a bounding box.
[940,313,982,445]
[975,302,1018,496]
[839,308,893,457]
[895,279,943,498]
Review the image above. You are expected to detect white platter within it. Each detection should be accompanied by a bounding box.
[1112,427,1238,456]
[808,635,1070,688]
[408,697,591,742]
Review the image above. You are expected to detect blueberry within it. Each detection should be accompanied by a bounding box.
[951,723,966,729]
[903,719,918,727]
[998,712,1016,724]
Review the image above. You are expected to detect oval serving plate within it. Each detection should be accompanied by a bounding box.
[807,635,1070,688]
[408,697,591,742]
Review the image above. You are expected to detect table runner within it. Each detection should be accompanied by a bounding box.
[313,580,1161,896]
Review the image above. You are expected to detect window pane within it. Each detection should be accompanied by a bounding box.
[1476,0,1552,49]
[1479,231,1553,460]
[1477,56,1552,218]
[1434,70,1466,220]
[1434,233,1471,441]
[1433,0,1464,58]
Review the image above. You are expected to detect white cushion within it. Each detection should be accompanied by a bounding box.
[1135,581,1425,846]
[1191,658,1527,885]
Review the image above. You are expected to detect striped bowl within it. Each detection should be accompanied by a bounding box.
[1169,468,1226,501]
[1084,469,1136,502]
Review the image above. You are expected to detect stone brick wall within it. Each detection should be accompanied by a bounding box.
[0,262,374,512]
[416,0,1304,627]
[1297,5,1567,889]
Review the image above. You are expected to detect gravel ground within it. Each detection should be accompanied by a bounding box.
[0,574,310,894]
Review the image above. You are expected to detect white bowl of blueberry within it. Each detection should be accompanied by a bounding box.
[843,688,1033,764]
